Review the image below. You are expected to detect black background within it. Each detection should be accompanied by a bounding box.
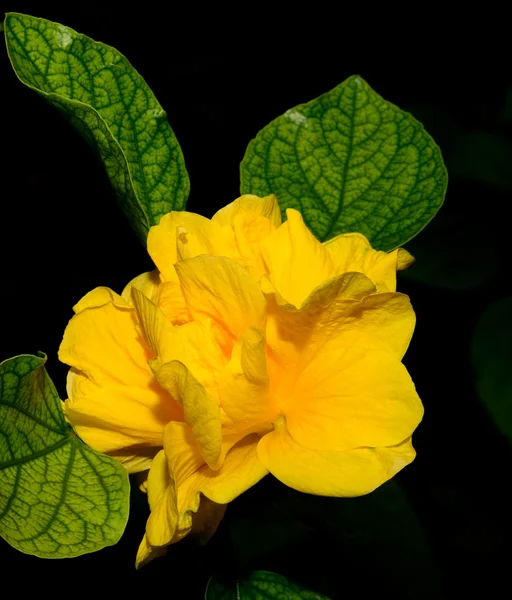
[0,4,510,598]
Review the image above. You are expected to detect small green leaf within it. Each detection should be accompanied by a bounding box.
[241,75,447,250]
[0,353,130,557]
[4,12,189,242]
[205,571,329,600]
[471,297,512,442]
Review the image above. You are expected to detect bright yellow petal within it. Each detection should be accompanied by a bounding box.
[285,348,423,451]
[135,534,167,569]
[108,448,157,474]
[212,194,281,228]
[60,293,181,458]
[180,435,268,514]
[362,249,412,292]
[64,374,175,456]
[265,275,414,401]
[324,233,414,292]
[121,269,161,306]
[258,425,416,496]
[157,279,190,325]
[323,232,372,272]
[145,450,178,547]
[197,435,268,504]
[72,286,132,314]
[147,211,238,281]
[175,255,266,343]
[218,327,278,426]
[261,209,334,308]
[164,422,206,485]
[155,361,222,469]
[60,290,151,388]
[169,434,268,543]
[212,194,282,279]
[300,290,417,364]
[397,247,414,269]
[132,288,225,396]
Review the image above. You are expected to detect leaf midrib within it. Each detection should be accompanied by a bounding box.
[0,435,72,470]
[321,83,357,241]
[0,400,65,435]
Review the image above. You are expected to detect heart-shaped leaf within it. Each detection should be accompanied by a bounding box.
[241,75,447,250]
[0,353,130,557]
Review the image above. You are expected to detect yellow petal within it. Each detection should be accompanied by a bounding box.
[164,422,206,486]
[397,247,414,269]
[147,211,238,281]
[163,421,257,488]
[197,436,268,504]
[265,275,414,401]
[218,327,278,426]
[261,209,334,308]
[212,194,281,228]
[285,348,423,451]
[132,288,225,396]
[64,375,175,456]
[130,287,175,365]
[107,449,156,474]
[175,255,266,342]
[212,194,281,279]
[155,361,222,469]
[135,534,167,569]
[60,294,181,457]
[168,434,268,543]
[145,449,178,547]
[324,233,414,292]
[158,279,190,325]
[258,425,416,496]
[300,290,417,364]
[72,286,132,314]
[362,249,411,293]
[60,290,151,388]
[121,269,161,306]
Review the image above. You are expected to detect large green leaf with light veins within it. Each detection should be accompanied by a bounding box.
[241,75,447,250]
[4,13,189,242]
[205,571,329,599]
[0,353,129,557]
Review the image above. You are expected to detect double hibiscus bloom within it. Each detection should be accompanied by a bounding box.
[59,195,423,566]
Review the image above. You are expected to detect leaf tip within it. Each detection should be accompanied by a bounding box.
[347,74,367,89]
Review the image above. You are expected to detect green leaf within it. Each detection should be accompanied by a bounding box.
[471,296,512,442]
[4,12,189,242]
[0,353,130,557]
[240,75,447,250]
[205,571,329,600]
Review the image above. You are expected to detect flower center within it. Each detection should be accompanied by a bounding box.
[273,414,286,431]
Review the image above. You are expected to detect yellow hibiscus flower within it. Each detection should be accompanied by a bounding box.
[58,194,423,567]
